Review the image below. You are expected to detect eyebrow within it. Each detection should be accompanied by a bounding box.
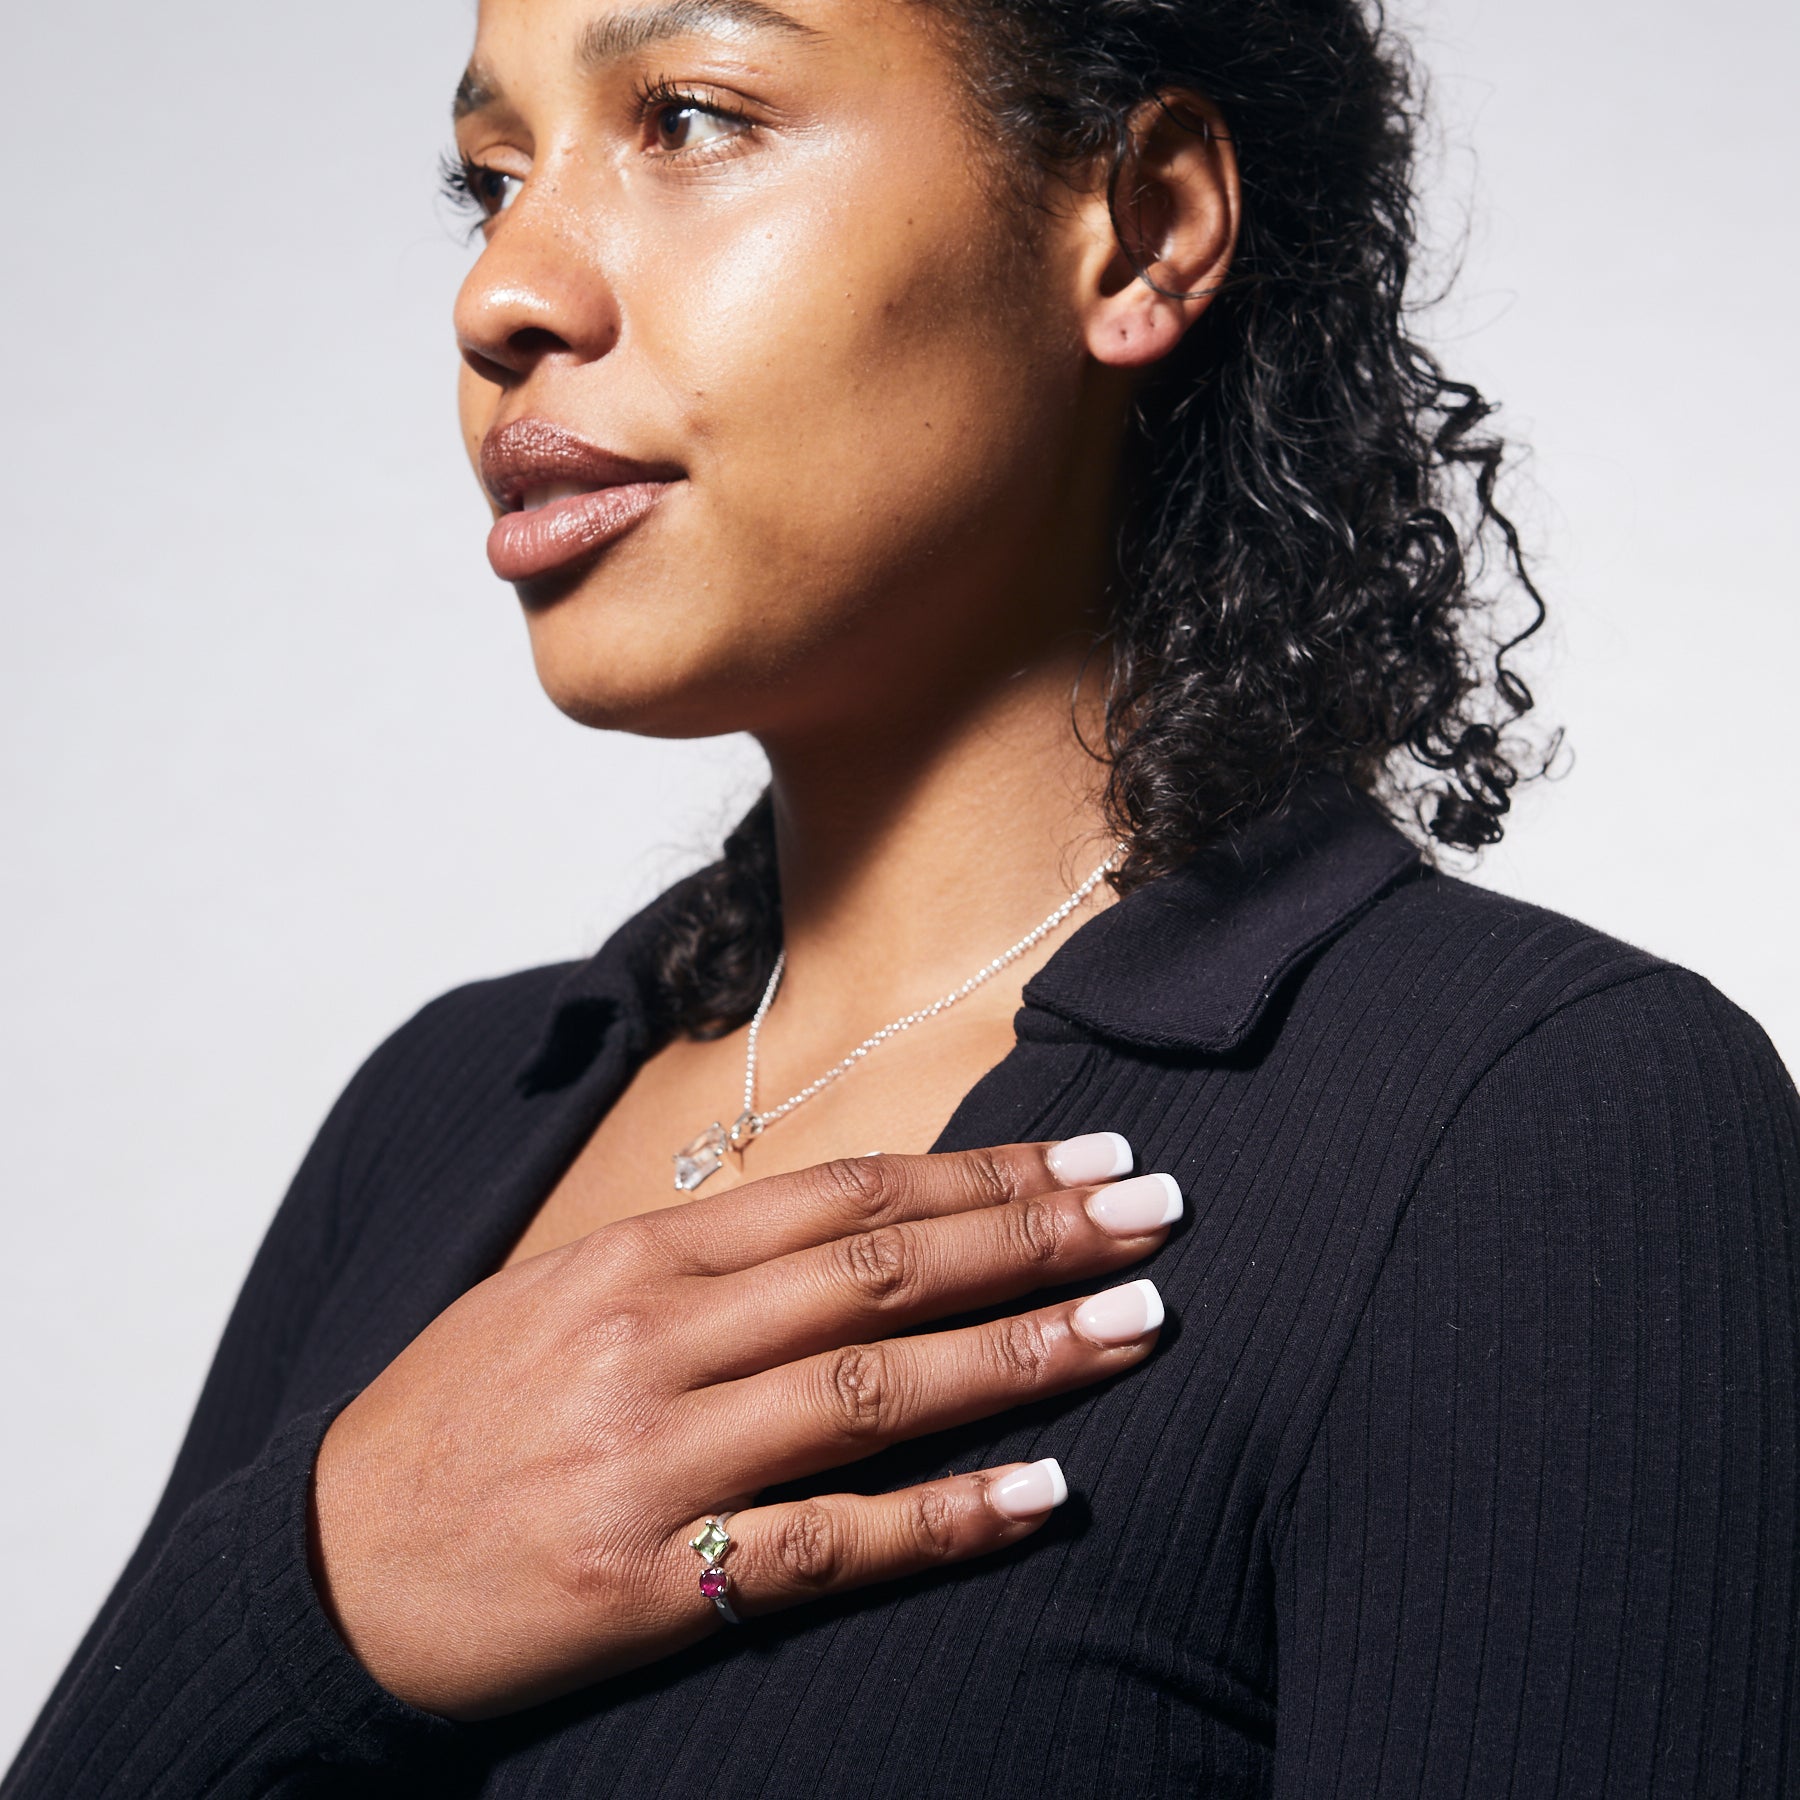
[454,0,817,120]
[580,0,817,65]
[453,69,499,120]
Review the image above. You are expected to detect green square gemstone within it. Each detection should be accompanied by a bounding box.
[690,1520,730,1562]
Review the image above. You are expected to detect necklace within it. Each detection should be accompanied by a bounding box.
[671,846,1125,1192]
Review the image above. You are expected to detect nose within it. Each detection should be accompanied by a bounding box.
[453,171,621,386]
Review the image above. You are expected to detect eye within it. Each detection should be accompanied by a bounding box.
[440,153,524,226]
[469,165,524,217]
[644,89,750,156]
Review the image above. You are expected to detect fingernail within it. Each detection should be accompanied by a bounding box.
[991,1457,1069,1520]
[1046,1131,1133,1185]
[1072,1278,1165,1346]
[1085,1172,1183,1236]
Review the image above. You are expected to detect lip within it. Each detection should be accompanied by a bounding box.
[480,417,683,583]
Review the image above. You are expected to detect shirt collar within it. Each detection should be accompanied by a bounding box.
[516,888,668,1093]
[519,777,1421,1088]
[1019,777,1421,1053]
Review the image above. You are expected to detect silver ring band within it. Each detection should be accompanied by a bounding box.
[689,1512,741,1625]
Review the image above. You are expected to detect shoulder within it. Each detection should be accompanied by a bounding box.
[242,953,620,1295]
[375,959,585,1069]
[1335,875,1799,1293]
[344,956,586,1111]
[296,870,686,1221]
[1351,866,1667,1022]
[1422,940,1797,1186]
[1314,867,1791,1115]
[304,958,588,1202]
[1247,864,1800,1266]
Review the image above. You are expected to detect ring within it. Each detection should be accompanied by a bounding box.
[689,1513,741,1625]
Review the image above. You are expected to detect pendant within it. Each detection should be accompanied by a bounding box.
[672,1112,763,1193]
[673,1122,728,1192]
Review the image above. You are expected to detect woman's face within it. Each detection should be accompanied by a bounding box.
[452,0,1125,742]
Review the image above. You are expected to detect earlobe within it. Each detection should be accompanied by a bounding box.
[1077,91,1240,373]
[1097,305,1189,370]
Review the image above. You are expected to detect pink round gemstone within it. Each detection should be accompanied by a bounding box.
[699,1569,728,1599]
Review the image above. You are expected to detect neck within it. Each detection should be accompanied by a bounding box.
[754,638,1118,1040]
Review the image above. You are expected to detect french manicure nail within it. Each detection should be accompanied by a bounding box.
[991,1457,1069,1520]
[1046,1131,1134,1185]
[1072,1278,1165,1346]
[1085,1172,1183,1236]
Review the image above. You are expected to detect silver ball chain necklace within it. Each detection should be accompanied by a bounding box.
[671,845,1125,1192]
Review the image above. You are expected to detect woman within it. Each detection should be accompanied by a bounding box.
[8,0,1795,1793]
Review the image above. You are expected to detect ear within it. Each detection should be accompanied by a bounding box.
[1070,93,1240,370]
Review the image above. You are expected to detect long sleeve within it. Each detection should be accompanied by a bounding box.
[3,1001,472,1799]
[1272,968,1800,1797]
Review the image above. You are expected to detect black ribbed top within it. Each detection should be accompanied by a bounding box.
[8,783,1797,1797]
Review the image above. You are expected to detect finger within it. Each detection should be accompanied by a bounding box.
[678,1459,1071,1624]
[686,1173,1183,1381]
[646,1132,1136,1275]
[698,1279,1165,1491]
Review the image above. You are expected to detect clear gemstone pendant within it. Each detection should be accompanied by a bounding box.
[673,1122,728,1192]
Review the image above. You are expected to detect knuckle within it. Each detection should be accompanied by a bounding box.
[1009,1196,1068,1268]
[837,1226,917,1308]
[989,1313,1054,1387]
[821,1342,892,1439]
[603,1213,658,1261]
[772,1501,842,1590]
[817,1153,900,1227]
[961,1147,1022,1210]
[907,1485,960,1562]
[573,1216,656,1282]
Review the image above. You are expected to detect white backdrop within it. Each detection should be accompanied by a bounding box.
[3,0,1795,1764]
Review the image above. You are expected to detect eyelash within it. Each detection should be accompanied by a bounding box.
[636,74,756,153]
[439,79,756,231]
[438,153,511,234]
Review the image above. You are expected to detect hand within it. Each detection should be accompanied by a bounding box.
[309,1134,1180,1719]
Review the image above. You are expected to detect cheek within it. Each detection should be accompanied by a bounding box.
[627,159,1070,607]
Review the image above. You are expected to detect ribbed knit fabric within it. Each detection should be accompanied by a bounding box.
[6,783,1796,1797]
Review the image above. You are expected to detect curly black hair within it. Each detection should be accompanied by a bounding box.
[649,0,1549,1041]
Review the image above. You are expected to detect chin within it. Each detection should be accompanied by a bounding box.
[534,663,735,740]
[527,634,756,740]
[519,560,889,743]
